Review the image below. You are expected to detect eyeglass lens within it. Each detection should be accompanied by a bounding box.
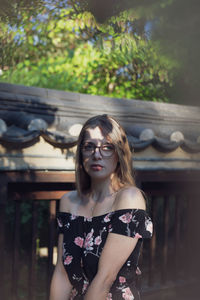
[82,143,114,157]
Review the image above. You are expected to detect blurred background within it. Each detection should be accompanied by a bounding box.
[0,1,200,299]
[0,0,200,106]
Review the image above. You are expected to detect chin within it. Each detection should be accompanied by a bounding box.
[90,172,114,182]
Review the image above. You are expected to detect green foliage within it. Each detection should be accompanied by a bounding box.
[0,4,178,102]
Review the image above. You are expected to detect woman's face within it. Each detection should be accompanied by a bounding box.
[81,126,118,181]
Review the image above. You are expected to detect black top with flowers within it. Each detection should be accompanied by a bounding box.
[57,209,153,300]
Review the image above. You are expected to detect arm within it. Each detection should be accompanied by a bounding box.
[84,187,145,300]
[50,191,79,299]
[49,234,73,300]
[84,233,138,300]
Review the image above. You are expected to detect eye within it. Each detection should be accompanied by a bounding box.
[102,144,114,151]
[82,143,94,151]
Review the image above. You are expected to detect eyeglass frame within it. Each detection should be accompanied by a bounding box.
[81,142,115,158]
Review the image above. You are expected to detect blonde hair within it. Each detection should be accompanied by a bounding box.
[75,114,135,196]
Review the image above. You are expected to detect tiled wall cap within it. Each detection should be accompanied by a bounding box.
[139,128,155,141]
[170,131,184,142]
[28,118,48,131]
[68,123,83,137]
[0,118,7,136]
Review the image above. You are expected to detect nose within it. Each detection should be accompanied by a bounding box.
[93,146,102,159]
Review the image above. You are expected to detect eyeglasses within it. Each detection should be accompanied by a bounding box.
[81,142,115,157]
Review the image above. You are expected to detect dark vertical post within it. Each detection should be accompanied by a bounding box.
[12,200,21,300]
[190,193,200,296]
[185,194,198,280]
[0,179,7,298]
[47,200,56,299]
[174,195,181,280]
[0,203,6,298]
[192,194,200,279]
[28,200,38,300]
[162,196,170,284]
[148,196,156,287]
[184,195,191,280]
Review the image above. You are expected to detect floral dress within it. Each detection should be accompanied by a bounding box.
[57,209,153,300]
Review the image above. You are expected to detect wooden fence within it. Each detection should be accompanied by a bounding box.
[0,170,200,300]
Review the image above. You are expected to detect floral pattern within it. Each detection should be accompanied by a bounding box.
[84,229,94,251]
[69,288,78,300]
[119,276,126,284]
[94,236,102,245]
[122,287,134,300]
[74,237,84,248]
[57,209,153,299]
[145,218,153,235]
[82,279,89,294]
[64,255,73,265]
[104,213,112,223]
[106,293,113,300]
[119,212,133,223]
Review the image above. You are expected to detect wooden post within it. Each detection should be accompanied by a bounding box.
[47,200,57,299]
[28,200,38,300]
[174,195,181,281]
[162,196,169,284]
[0,176,7,298]
[186,193,200,280]
[12,200,21,300]
[148,196,156,287]
[0,203,6,298]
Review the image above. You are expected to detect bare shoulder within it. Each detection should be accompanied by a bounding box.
[59,190,79,212]
[113,186,146,211]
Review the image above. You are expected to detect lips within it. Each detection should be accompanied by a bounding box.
[91,164,103,171]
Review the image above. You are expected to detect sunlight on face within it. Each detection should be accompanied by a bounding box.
[84,126,107,144]
[82,126,118,180]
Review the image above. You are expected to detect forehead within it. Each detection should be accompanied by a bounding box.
[84,126,108,142]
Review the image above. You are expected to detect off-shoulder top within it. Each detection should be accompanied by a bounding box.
[57,209,153,300]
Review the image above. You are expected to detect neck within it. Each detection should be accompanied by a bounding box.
[89,178,115,202]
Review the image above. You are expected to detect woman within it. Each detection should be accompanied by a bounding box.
[50,114,153,300]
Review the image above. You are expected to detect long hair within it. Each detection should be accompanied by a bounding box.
[75,114,135,197]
